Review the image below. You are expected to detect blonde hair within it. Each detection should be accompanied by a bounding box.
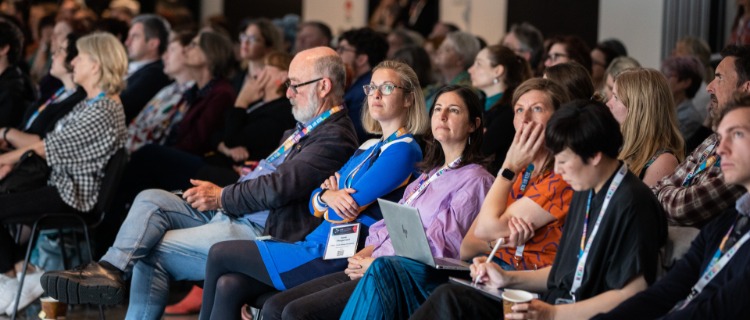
[361,60,429,136]
[76,32,128,95]
[615,68,685,176]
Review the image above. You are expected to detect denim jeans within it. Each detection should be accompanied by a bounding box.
[100,189,263,320]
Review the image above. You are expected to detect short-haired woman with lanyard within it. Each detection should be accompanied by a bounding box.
[338,79,574,320]
[258,84,495,320]
[1,32,86,152]
[414,100,667,320]
[198,60,433,320]
[0,32,127,313]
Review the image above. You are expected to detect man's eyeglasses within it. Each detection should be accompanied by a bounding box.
[285,78,323,94]
[363,83,409,96]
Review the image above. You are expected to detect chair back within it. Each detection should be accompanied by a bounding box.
[90,148,128,227]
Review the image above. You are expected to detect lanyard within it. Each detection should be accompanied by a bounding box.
[514,164,536,261]
[569,163,628,302]
[265,105,343,163]
[26,87,74,130]
[342,128,407,188]
[682,143,718,186]
[403,156,462,206]
[677,217,750,310]
[85,92,106,107]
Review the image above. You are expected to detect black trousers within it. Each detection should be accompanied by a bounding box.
[262,271,359,320]
[200,240,275,320]
[409,283,504,319]
[0,186,77,273]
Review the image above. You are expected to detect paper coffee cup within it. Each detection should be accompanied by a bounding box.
[502,289,534,319]
[40,296,67,319]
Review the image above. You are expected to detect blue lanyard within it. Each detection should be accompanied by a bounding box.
[26,87,70,130]
[519,164,535,194]
[85,92,106,107]
[342,128,407,188]
[682,144,719,186]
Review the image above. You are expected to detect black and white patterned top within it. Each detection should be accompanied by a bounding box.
[44,98,126,212]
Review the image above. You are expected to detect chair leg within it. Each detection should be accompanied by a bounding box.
[80,223,105,320]
[58,228,69,270]
[10,222,40,320]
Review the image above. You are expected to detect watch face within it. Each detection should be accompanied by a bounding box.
[501,168,515,181]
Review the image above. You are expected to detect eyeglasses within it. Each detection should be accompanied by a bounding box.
[186,40,199,50]
[285,78,323,94]
[336,46,357,54]
[546,52,568,62]
[363,83,409,96]
[239,33,260,44]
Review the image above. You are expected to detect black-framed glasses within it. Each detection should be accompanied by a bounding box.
[285,78,323,94]
[363,83,409,96]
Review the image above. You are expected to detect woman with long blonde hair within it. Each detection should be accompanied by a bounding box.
[606,68,685,186]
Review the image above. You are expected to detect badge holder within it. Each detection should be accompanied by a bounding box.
[323,223,361,260]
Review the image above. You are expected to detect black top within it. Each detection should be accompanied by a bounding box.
[593,198,750,320]
[481,103,515,174]
[0,66,37,128]
[120,60,173,123]
[223,97,296,161]
[20,86,86,138]
[544,167,667,303]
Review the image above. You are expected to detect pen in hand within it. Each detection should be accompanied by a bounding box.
[474,237,505,285]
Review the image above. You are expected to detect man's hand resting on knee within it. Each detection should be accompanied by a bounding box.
[184,179,223,211]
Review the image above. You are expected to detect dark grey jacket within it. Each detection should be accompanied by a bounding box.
[221,109,358,241]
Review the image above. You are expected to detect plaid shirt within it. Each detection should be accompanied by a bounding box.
[44,98,126,212]
[651,133,744,227]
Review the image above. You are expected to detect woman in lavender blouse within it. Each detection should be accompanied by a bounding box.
[257,85,494,320]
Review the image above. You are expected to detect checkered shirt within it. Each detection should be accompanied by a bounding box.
[44,98,126,212]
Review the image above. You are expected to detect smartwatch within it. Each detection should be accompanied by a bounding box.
[500,168,516,181]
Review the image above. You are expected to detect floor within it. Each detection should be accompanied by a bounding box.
[0,283,200,320]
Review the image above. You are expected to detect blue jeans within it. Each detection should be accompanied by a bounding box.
[100,189,263,320]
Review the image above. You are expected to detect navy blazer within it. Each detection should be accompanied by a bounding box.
[121,60,172,123]
[221,108,358,241]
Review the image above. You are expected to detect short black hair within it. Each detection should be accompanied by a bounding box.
[545,99,622,163]
[132,14,171,54]
[339,27,388,68]
[721,45,750,87]
[301,21,332,43]
[0,17,23,64]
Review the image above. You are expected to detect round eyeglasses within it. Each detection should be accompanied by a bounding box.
[363,83,409,96]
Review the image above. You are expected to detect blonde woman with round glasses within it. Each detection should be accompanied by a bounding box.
[198,60,429,319]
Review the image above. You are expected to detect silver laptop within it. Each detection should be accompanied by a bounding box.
[378,199,470,271]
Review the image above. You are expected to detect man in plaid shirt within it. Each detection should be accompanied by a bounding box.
[651,45,750,227]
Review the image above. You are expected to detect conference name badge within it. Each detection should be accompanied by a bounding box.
[323,223,360,260]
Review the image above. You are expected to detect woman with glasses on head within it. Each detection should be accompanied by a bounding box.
[198,60,431,320]
[606,68,685,187]
[1,32,86,152]
[0,32,127,314]
[258,84,495,320]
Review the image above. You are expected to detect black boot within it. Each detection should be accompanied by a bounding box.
[40,262,126,305]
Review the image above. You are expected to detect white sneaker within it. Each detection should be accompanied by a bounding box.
[0,274,20,315]
[5,268,45,315]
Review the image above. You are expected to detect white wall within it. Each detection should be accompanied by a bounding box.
[303,0,368,36]
[439,0,507,43]
[598,0,665,68]
[201,0,223,23]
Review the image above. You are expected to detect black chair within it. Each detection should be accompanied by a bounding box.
[9,148,128,320]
